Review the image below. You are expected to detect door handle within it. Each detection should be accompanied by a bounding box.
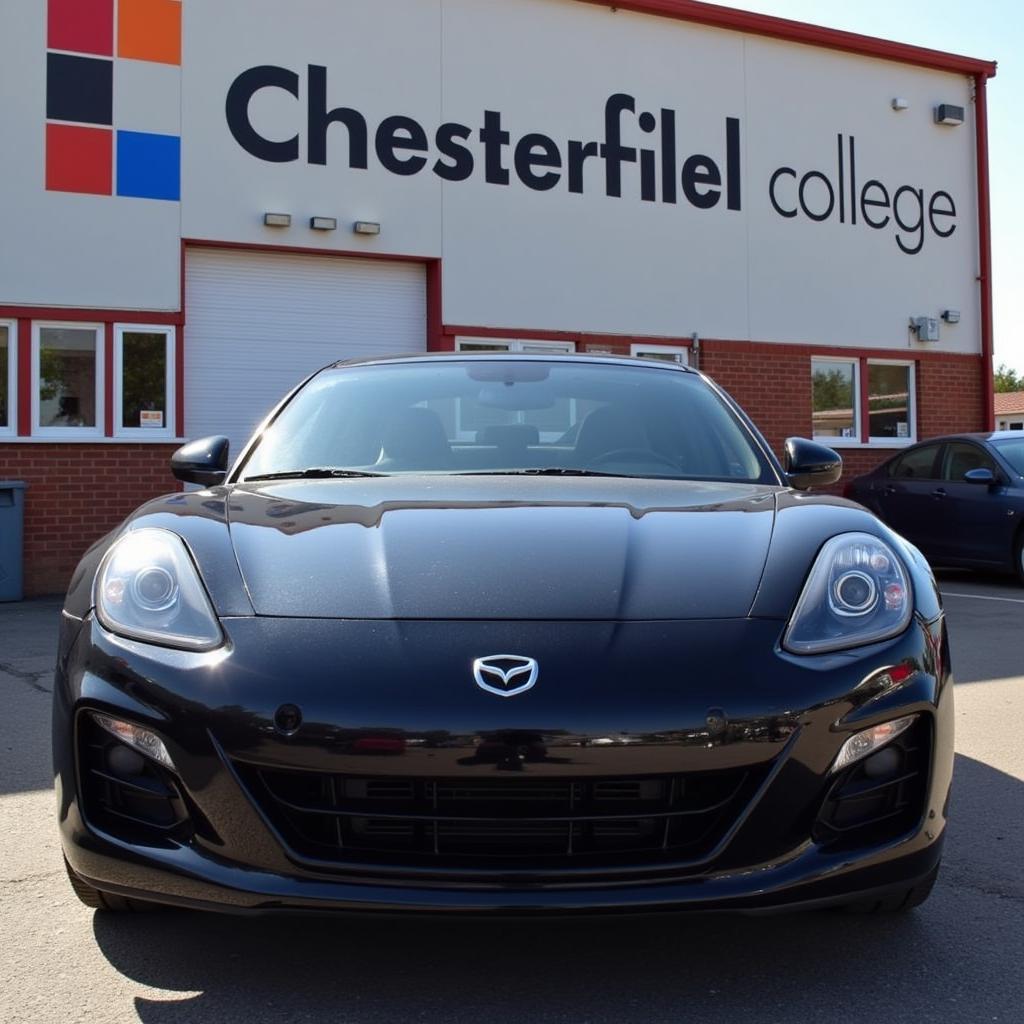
[883,484,897,495]
[932,488,947,499]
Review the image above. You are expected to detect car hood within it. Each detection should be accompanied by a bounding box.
[224,476,779,620]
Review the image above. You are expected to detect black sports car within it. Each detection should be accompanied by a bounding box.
[55,354,952,915]
[844,432,1024,584]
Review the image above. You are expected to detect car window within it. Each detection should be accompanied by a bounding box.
[237,360,777,483]
[940,442,998,482]
[991,437,1024,478]
[888,444,940,479]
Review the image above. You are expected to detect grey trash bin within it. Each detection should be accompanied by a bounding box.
[0,481,27,602]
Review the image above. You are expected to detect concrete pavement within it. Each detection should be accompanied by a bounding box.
[1,575,1022,1024]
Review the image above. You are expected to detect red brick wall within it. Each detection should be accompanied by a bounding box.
[0,444,180,597]
[698,341,987,487]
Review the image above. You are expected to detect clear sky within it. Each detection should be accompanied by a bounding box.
[730,0,1022,372]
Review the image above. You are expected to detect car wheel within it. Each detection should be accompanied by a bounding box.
[837,865,938,914]
[64,857,162,912]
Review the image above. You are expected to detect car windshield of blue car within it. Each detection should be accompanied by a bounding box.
[992,437,1024,477]
[238,360,776,484]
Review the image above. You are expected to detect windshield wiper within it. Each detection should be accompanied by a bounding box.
[243,468,388,481]
[453,468,640,478]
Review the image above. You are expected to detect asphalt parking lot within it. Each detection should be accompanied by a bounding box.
[2,572,1022,1024]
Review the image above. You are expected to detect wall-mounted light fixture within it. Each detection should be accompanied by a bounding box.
[934,104,964,126]
[263,212,291,227]
[353,221,381,235]
[942,309,961,324]
[310,216,338,231]
[891,97,909,111]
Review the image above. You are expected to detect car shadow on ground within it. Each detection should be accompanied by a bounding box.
[90,752,1023,1024]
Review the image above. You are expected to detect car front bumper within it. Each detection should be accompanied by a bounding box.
[54,612,953,914]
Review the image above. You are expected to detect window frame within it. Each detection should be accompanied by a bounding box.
[812,355,918,447]
[811,356,861,446]
[867,358,916,446]
[455,337,576,354]
[31,321,105,439]
[113,324,177,440]
[0,318,16,438]
[630,343,690,365]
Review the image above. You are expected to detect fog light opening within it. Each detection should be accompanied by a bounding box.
[91,713,177,771]
[831,714,917,774]
[106,744,147,778]
[861,745,902,780]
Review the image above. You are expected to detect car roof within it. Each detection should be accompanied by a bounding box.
[909,431,1023,445]
[328,352,695,373]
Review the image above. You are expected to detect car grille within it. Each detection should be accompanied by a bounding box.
[814,715,931,849]
[233,763,765,872]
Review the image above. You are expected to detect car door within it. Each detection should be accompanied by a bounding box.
[872,443,943,555]
[931,441,1014,567]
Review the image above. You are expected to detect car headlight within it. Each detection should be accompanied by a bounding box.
[95,528,222,651]
[783,533,912,655]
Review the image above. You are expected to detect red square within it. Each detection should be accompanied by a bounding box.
[48,0,114,57]
[46,123,112,195]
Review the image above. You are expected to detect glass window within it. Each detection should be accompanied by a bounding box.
[0,323,12,434]
[812,358,858,440]
[868,363,914,441]
[35,325,102,433]
[238,360,775,484]
[631,344,689,365]
[115,327,174,436]
[888,444,940,479]
[941,442,997,482]
[993,437,1024,476]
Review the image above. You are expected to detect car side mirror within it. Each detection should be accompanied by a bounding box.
[963,467,996,486]
[171,435,230,486]
[783,437,843,490]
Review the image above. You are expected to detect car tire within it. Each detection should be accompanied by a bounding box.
[64,857,162,912]
[837,865,938,914]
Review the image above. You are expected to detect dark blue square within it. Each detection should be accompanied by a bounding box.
[47,53,112,126]
[116,131,180,201]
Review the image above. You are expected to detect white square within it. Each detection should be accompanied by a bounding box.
[114,59,181,137]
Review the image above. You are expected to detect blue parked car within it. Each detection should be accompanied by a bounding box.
[845,432,1024,584]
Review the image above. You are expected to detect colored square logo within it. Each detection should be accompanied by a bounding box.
[48,0,114,56]
[46,123,112,195]
[116,130,180,201]
[46,53,113,125]
[118,0,182,66]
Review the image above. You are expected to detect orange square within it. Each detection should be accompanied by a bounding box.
[118,0,181,66]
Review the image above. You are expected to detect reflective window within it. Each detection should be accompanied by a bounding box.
[812,358,858,439]
[117,328,173,434]
[36,326,100,430]
[868,363,913,440]
[889,444,940,479]
[993,437,1024,476]
[239,360,774,483]
[941,442,997,481]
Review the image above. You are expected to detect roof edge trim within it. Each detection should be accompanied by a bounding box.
[578,0,997,78]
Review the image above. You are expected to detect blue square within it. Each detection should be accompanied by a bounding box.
[116,131,180,201]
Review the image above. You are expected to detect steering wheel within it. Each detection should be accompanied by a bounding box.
[587,448,680,471]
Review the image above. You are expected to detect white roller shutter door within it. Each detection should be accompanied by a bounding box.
[184,247,427,456]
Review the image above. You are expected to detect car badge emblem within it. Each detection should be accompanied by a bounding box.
[472,655,538,698]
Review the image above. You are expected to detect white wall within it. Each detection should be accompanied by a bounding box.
[1,0,983,354]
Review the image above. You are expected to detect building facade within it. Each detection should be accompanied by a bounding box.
[0,0,996,594]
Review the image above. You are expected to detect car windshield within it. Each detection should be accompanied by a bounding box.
[992,436,1024,477]
[237,359,776,484]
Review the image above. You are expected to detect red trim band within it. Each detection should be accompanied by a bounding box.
[182,238,435,265]
[0,306,182,325]
[578,1,996,77]
[974,74,996,432]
